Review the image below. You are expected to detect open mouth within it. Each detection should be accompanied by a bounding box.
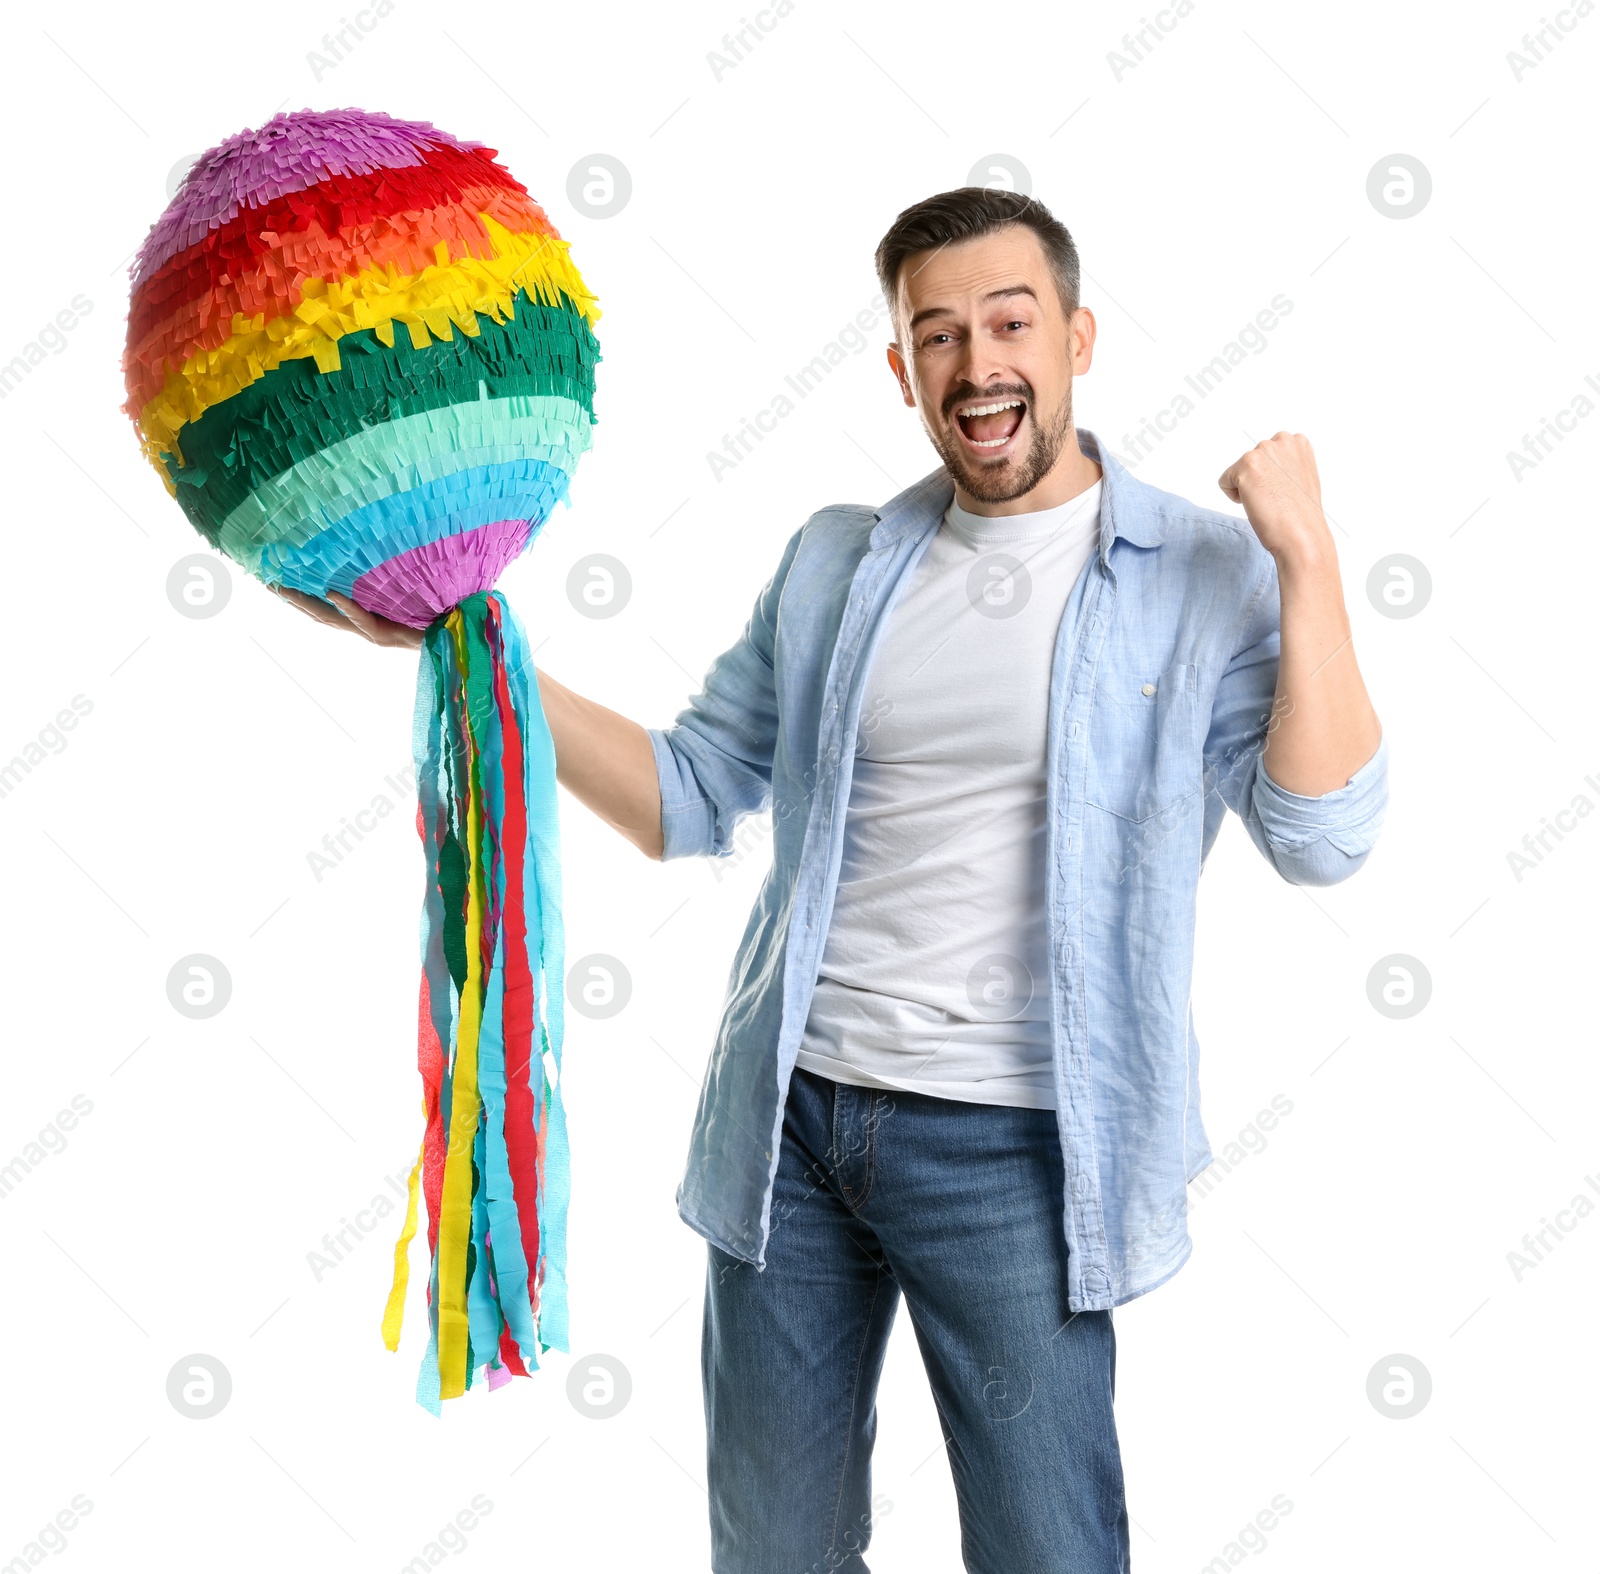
[953,397,1026,454]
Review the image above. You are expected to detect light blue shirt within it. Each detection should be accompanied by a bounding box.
[648,429,1389,1310]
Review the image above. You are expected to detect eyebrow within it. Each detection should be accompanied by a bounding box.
[907,283,1038,333]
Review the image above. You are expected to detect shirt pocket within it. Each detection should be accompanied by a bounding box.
[1084,661,1202,824]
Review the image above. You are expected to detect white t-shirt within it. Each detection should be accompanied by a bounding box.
[795,480,1103,1110]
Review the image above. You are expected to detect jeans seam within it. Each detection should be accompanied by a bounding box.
[854,1093,881,1209]
[824,1264,887,1565]
[829,1078,853,1208]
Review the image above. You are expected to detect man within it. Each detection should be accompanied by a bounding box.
[282,188,1387,1573]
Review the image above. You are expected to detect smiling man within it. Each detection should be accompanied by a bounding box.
[283,187,1388,1574]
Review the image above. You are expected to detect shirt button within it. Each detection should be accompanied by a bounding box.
[1141,682,1156,697]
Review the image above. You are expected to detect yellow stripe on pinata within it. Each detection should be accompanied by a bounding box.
[135,216,600,480]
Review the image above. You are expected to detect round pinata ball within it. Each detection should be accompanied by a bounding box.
[122,107,601,628]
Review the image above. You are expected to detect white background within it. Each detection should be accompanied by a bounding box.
[1,0,1596,1568]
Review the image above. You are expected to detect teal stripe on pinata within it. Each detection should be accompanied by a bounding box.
[257,459,570,599]
[215,396,591,566]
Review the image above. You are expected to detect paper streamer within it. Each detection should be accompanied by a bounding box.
[388,591,568,1399]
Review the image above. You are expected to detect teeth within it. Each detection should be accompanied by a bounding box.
[956,399,1024,419]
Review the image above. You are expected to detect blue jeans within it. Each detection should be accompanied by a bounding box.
[702,1067,1131,1573]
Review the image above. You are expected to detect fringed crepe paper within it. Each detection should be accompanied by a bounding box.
[122,108,600,1409]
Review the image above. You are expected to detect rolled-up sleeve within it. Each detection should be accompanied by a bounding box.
[1245,731,1389,884]
[647,526,803,861]
[1203,547,1390,886]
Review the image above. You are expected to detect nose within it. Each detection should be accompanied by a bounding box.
[951,348,1019,405]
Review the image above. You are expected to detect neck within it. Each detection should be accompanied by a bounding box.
[953,425,1103,517]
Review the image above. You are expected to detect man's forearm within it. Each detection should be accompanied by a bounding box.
[535,669,664,859]
[1262,544,1383,796]
[1217,433,1383,798]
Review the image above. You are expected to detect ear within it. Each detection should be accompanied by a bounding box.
[886,343,915,407]
[1069,306,1098,377]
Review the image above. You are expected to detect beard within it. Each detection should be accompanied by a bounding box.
[926,380,1077,506]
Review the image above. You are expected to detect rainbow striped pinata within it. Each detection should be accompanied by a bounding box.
[122,108,602,1408]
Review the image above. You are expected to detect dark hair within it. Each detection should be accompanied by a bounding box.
[874,187,1081,337]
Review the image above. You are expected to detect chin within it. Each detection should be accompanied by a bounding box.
[947,443,1039,503]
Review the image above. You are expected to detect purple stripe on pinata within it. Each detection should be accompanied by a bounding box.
[350,516,533,628]
[133,108,483,287]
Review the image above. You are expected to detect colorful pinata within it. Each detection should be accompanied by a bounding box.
[122,108,602,1408]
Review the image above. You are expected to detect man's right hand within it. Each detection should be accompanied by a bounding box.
[269,581,664,857]
[269,584,425,649]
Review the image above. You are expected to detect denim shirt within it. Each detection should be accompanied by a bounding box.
[647,428,1389,1310]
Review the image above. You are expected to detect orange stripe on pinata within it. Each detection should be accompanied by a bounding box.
[127,216,599,477]
[125,186,561,395]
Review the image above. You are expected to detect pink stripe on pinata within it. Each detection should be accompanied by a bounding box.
[349,517,534,629]
[134,109,484,287]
